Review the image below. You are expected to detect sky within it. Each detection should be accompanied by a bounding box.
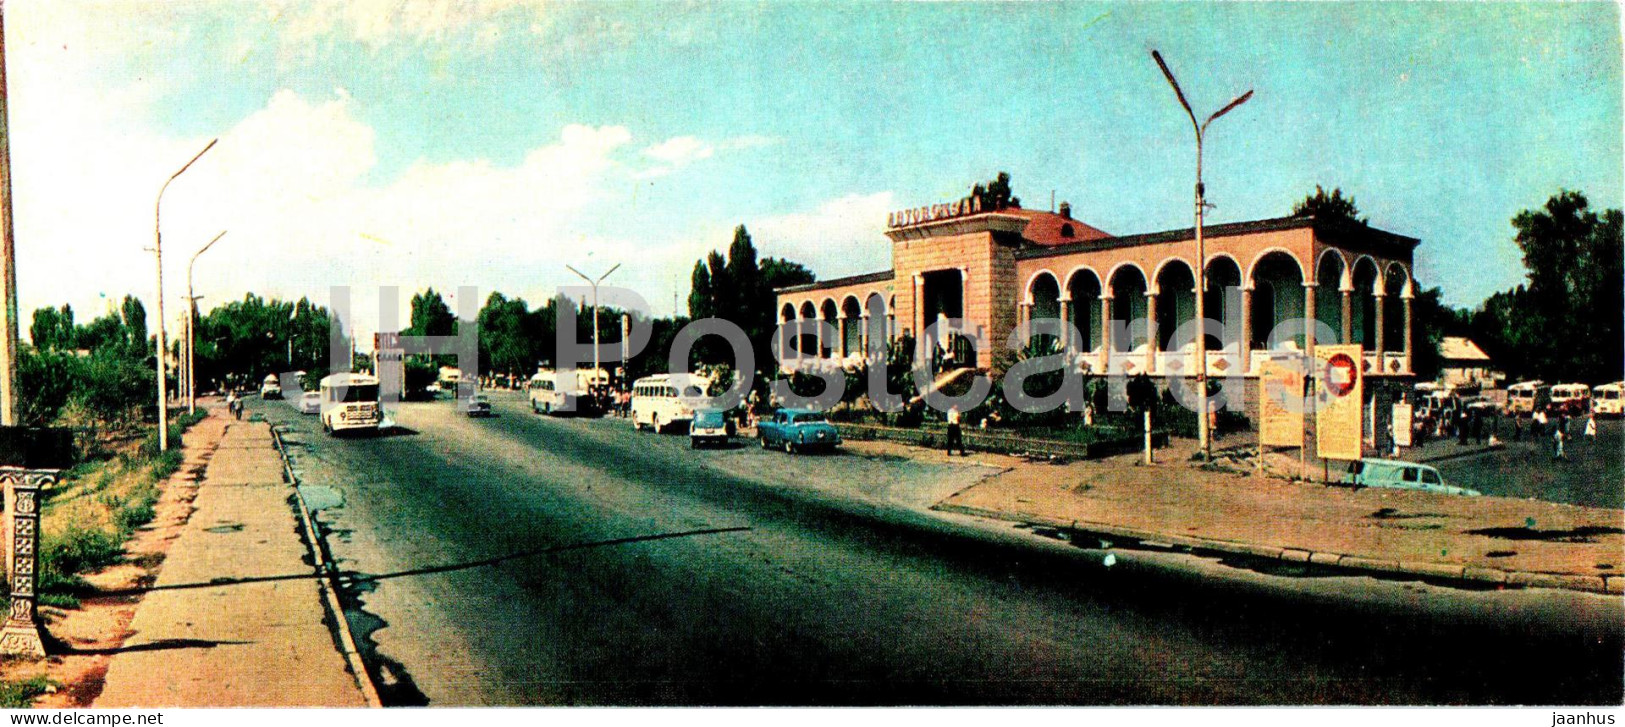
[5,0,1621,345]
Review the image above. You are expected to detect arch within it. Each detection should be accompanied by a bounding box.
[1350,257,1380,348]
[1315,251,1349,343]
[1151,255,1195,291]
[1245,246,1308,290]
[1201,255,1246,351]
[1066,268,1103,352]
[1025,269,1061,305]
[840,296,864,357]
[1105,260,1149,290]
[1382,263,1409,353]
[1315,248,1350,288]
[1154,258,1197,351]
[798,301,816,319]
[1108,264,1149,352]
[780,303,795,322]
[1250,251,1306,350]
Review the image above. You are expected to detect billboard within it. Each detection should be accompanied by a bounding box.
[1314,344,1364,461]
[1258,353,1305,448]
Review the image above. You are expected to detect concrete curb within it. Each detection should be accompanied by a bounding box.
[933,502,1619,595]
[269,426,385,708]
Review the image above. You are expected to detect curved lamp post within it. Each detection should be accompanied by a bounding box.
[154,139,216,451]
[185,230,226,413]
[1152,51,1252,462]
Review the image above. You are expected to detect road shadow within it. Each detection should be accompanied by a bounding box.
[48,635,252,657]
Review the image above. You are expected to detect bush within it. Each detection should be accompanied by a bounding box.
[0,676,54,708]
[38,525,124,595]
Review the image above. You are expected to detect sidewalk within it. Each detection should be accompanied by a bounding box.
[94,411,371,707]
[934,450,1625,595]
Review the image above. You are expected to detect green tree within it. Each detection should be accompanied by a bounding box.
[29,304,75,351]
[1293,185,1366,225]
[971,171,1020,211]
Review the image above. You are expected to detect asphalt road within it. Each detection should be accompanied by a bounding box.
[248,392,1623,706]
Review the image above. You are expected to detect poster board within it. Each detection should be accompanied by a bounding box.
[1258,353,1304,448]
[1314,344,1364,461]
[1392,401,1413,448]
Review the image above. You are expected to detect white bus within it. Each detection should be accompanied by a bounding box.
[630,373,710,433]
[1550,383,1592,417]
[528,369,609,415]
[260,373,283,399]
[1593,382,1625,417]
[1505,380,1548,416]
[320,372,383,435]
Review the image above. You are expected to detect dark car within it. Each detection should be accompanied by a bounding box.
[689,409,734,448]
[462,393,493,417]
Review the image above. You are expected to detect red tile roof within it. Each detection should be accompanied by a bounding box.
[1000,206,1111,247]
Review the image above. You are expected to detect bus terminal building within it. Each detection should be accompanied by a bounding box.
[774,196,1420,416]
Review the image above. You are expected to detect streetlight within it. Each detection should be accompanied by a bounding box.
[565,262,620,382]
[1152,50,1252,462]
[185,230,226,413]
[154,138,217,452]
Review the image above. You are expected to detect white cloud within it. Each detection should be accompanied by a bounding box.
[643,136,714,165]
[744,192,897,281]
[265,0,550,51]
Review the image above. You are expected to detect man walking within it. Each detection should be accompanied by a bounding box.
[945,405,967,457]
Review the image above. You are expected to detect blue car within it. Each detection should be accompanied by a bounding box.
[757,409,840,454]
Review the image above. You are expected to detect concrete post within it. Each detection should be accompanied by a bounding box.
[1099,294,1113,363]
[1058,297,1072,352]
[1401,286,1414,374]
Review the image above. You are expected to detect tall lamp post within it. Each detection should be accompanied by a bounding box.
[185,230,226,413]
[565,263,620,381]
[154,139,217,452]
[1152,50,1252,462]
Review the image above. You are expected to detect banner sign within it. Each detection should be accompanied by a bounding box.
[1392,401,1413,448]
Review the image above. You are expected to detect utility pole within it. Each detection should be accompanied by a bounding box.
[1152,50,1253,462]
[0,8,19,426]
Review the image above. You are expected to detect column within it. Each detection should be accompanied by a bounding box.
[1240,287,1253,373]
[1144,291,1159,372]
[1373,290,1386,355]
[1401,286,1414,374]
[1340,287,1353,346]
[1099,294,1113,367]
[0,468,52,657]
[859,314,871,360]
[1059,297,1073,352]
[1303,282,1318,363]
[912,275,923,348]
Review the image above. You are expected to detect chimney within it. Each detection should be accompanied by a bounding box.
[1059,201,1072,219]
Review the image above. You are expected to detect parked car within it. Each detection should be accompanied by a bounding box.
[1550,383,1592,417]
[298,391,321,415]
[1341,458,1481,497]
[689,409,734,448]
[462,393,493,417]
[757,409,840,454]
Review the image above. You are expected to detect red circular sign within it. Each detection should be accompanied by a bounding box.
[1324,353,1359,397]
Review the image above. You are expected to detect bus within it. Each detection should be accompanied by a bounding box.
[1505,380,1548,416]
[319,372,383,435]
[528,369,609,415]
[630,373,711,433]
[1550,383,1592,417]
[1593,382,1625,417]
[260,373,283,399]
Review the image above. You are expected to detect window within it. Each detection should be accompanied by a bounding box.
[1401,468,1420,483]
[1420,469,1441,485]
[1061,223,1074,238]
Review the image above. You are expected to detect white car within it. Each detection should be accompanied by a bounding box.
[298,391,321,415]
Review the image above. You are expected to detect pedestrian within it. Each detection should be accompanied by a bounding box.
[1457,409,1470,445]
[1584,413,1598,442]
[1553,425,1566,460]
[945,405,966,456]
[1513,413,1522,442]
[1533,408,1548,437]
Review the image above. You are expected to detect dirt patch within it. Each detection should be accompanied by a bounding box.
[0,414,225,708]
